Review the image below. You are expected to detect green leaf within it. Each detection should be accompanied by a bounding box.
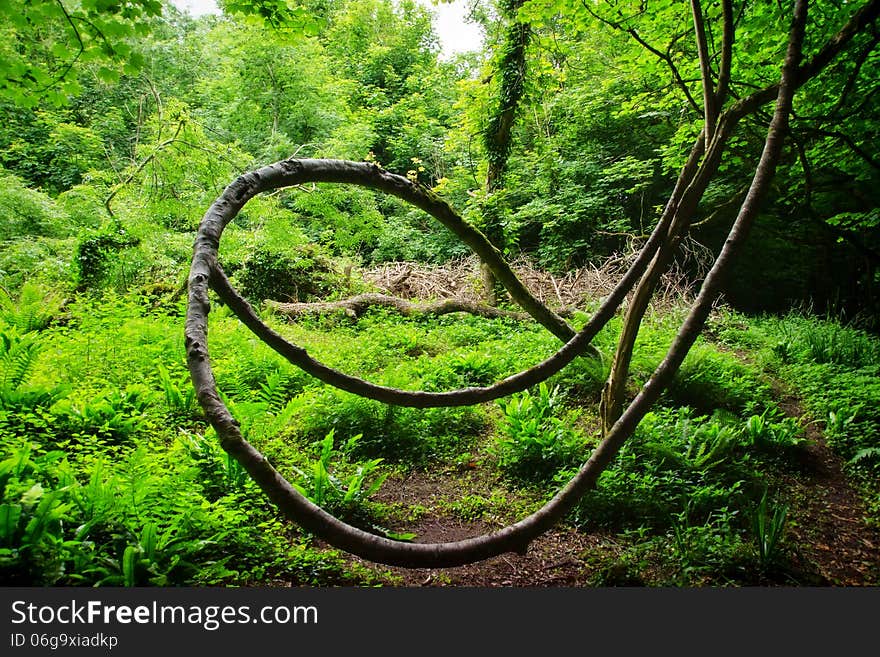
[51,43,74,60]
[140,523,158,560]
[20,483,44,509]
[0,504,22,543]
[382,529,416,542]
[96,66,120,84]
[122,545,140,587]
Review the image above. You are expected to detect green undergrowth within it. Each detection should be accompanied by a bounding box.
[568,404,811,585]
[0,282,877,586]
[715,310,880,523]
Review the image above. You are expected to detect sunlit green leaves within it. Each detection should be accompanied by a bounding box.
[220,0,324,35]
[0,0,162,108]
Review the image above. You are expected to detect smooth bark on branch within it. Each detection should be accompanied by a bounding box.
[238,160,577,342]
[185,161,673,563]
[600,130,707,433]
[194,156,678,408]
[715,0,734,108]
[690,0,716,148]
[601,0,740,434]
[600,111,738,432]
[558,0,808,537]
[185,0,839,567]
[185,152,684,563]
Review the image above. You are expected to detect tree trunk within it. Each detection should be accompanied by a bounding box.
[481,0,530,305]
[267,293,553,321]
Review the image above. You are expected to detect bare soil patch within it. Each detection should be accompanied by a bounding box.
[775,396,880,585]
[327,392,880,587]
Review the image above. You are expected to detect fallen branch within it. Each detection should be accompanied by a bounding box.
[267,293,538,321]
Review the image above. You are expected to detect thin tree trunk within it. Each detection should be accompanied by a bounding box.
[481,0,530,305]
[691,0,717,149]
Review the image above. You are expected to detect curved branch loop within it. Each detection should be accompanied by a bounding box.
[186,6,799,557]
[185,158,675,565]
[185,0,873,568]
[192,158,667,408]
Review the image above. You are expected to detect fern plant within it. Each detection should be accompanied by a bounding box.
[256,369,293,414]
[492,383,587,484]
[0,445,77,585]
[0,283,62,333]
[292,431,389,528]
[684,424,738,471]
[94,522,212,587]
[156,364,199,420]
[745,409,805,451]
[0,331,41,392]
[54,386,152,445]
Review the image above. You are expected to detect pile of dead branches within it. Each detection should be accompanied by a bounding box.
[358,237,712,311]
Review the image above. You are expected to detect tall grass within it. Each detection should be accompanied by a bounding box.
[769,312,880,367]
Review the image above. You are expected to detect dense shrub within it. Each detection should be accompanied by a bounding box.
[75,231,141,290]
[237,244,345,303]
[0,169,68,240]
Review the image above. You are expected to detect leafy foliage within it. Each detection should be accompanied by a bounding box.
[0,0,162,109]
[572,406,759,533]
[237,243,344,303]
[0,0,878,588]
[0,168,69,239]
[291,430,390,532]
[492,383,588,484]
[75,231,141,290]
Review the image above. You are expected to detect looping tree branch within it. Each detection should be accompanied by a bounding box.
[185,154,674,565]
[198,158,635,409]
[185,0,872,569]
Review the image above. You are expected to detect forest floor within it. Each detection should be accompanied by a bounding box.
[772,395,880,586]
[336,380,880,587]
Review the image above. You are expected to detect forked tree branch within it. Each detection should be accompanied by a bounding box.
[185,0,855,567]
[599,0,879,433]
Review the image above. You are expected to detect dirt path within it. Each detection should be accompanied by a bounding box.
[775,396,880,585]
[337,467,603,586]
[330,395,880,587]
